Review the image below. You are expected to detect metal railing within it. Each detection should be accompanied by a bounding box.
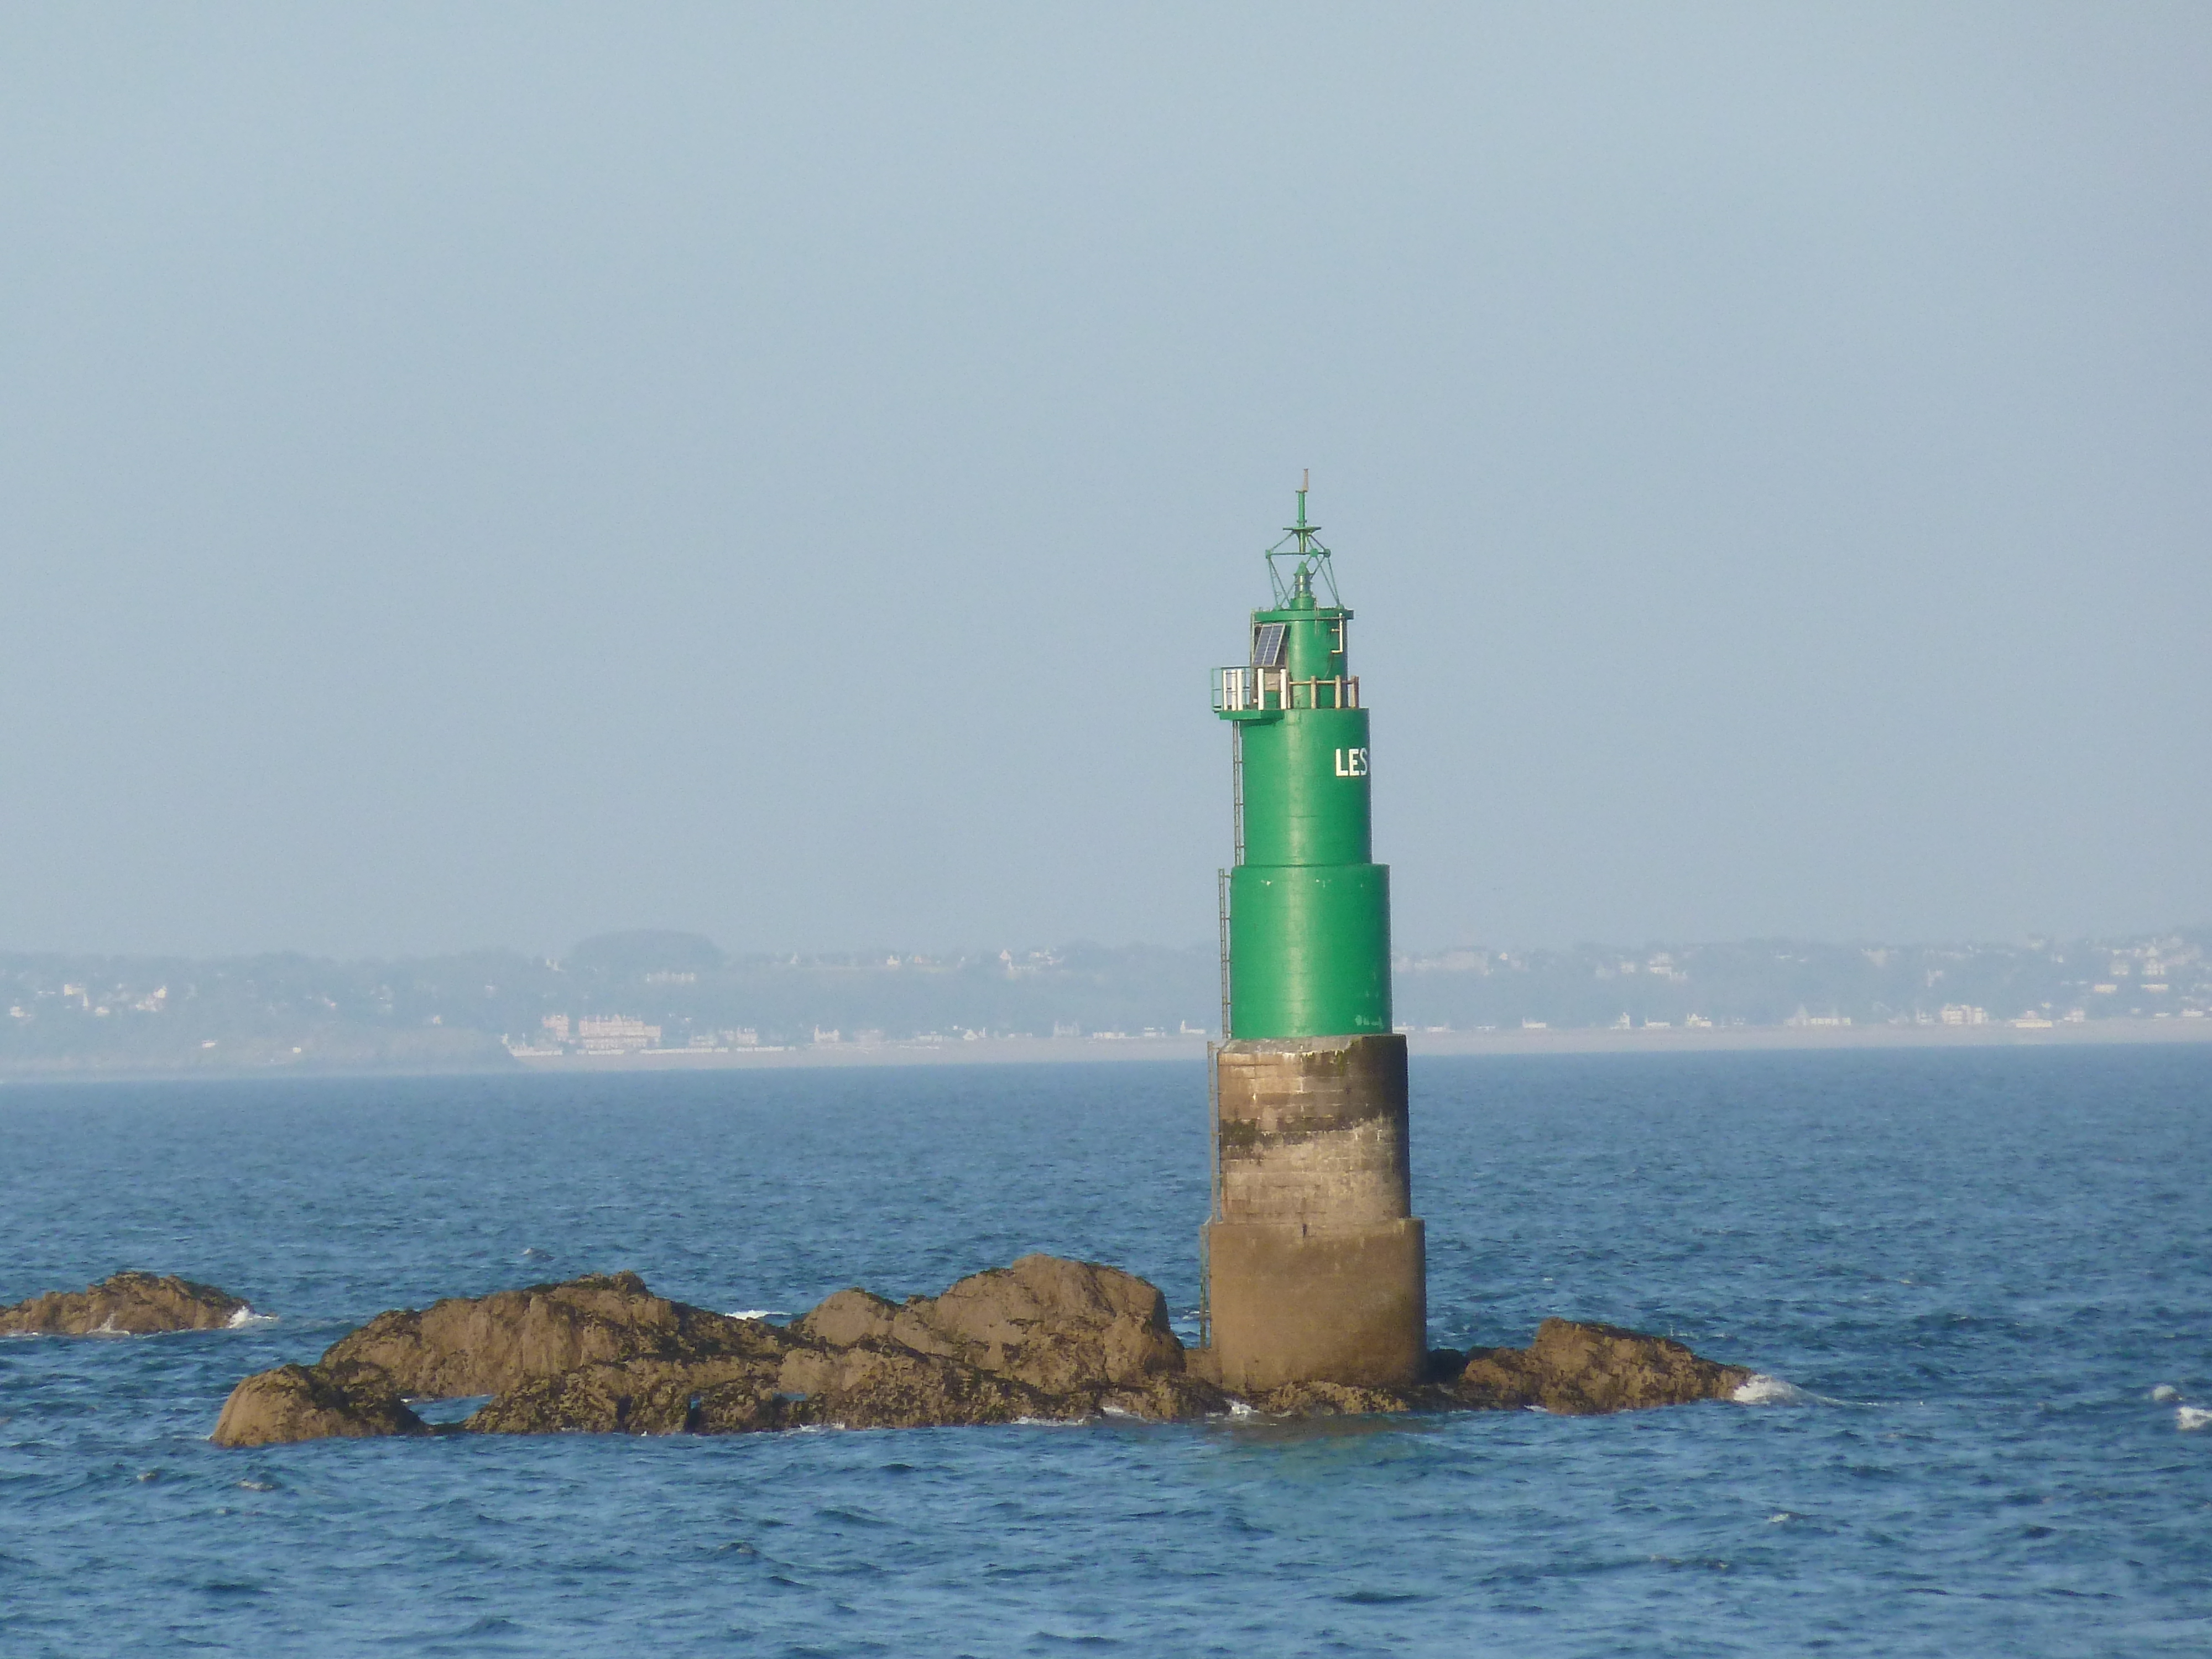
[1212,665,1360,713]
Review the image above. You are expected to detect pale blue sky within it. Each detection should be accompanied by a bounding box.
[2,5,2205,957]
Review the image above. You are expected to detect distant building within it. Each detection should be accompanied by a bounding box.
[578,1015,659,1053]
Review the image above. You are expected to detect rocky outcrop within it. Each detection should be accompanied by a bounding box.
[213,1254,1214,1446]
[320,1271,760,1399]
[465,1255,1219,1436]
[211,1363,429,1447]
[1,1271,253,1335]
[1250,1379,1430,1415]
[791,1254,1186,1396]
[1451,1318,1752,1413]
[468,1340,1066,1437]
[209,1259,1753,1446]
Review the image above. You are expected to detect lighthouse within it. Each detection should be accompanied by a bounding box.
[1203,480,1426,1391]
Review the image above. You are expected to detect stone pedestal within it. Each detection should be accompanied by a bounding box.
[1204,1033,1426,1391]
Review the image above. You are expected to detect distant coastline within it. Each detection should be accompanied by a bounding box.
[9,1014,2202,1084]
[5,927,2206,1082]
[499,1014,2212,1072]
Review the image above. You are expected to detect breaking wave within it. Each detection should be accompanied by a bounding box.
[226,1307,278,1329]
[1731,1374,1806,1405]
[2178,1406,2210,1432]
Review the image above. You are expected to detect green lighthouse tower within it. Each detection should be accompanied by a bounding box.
[1203,480,1426,1391]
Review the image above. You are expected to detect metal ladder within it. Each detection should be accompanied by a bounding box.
[1201,727,1243,1353]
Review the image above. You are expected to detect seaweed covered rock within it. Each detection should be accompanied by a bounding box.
[1251,1379,1428,1415]
[1,1271,253,1336]
[1452,1318,1752,1413]
[212,1362,429,1447]
[465,1354,788,1436]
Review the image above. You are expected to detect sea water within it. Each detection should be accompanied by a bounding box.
[2,1047,2208,1656]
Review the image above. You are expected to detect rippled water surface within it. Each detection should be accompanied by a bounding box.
[3,1047,2209,1655]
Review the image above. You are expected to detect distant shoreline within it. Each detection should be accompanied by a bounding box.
[507,1015,2212,1071]
[4,1017,2206,1086]
[1402,1016,2212,1057]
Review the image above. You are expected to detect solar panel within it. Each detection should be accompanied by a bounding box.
[1251,622,1286,667]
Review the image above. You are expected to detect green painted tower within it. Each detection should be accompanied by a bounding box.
[1216,483,1391,1039]
[1200,480,1426,1393]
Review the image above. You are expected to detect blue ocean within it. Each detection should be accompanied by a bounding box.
[2,1047,2208,1656]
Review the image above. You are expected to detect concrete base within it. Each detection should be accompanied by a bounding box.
[1205,1031,1426,1391]
[1204,1217,1427,1391]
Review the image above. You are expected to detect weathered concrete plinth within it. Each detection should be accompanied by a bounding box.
[1204,1033,1426,1391]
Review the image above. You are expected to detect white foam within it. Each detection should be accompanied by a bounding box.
[2178,1406,2211,1432]
[226,1307,278,1329]
[2150,1384,2180,1403]
[1227,1400,1256,1418]
[724,1310,789,1321]
[1732,1374,1806,1405]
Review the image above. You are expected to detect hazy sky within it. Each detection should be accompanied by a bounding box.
[2,6,2206,958]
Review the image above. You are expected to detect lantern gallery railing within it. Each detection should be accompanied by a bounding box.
[1213,665,1360,715]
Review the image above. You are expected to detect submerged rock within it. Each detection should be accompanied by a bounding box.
[0,1271,253,1336]
[208,1259,1751,1446]
[1451,1318,1753,1413]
